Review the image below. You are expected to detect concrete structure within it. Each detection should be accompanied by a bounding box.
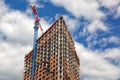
[23,16,80,80]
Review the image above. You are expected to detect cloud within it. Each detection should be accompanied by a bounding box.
[50,0,119,39]
[85,36,120,49]
[51,0,104,20]
[98,0,120,18]
[50,0,109,37]
[0,40,31,80]
[108,36,120,44]
[63,15,80,33]
[27,0,44,8]
[116,6,120,18]
[98,0,120,9]
[27,0,37,4]
[102,48,120,60]
[87,19,108,33]
[0,11,34,46]
[100,36,120,47]
[0,0,8,16]
[75,42,120,80]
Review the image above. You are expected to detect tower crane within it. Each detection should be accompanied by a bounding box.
[30,4,54,80]
[31,4,43,80]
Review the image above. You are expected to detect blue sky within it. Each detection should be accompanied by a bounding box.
[0,0,120,80]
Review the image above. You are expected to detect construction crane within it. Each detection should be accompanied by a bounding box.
[30,4,43,80]
[30,4,54,80]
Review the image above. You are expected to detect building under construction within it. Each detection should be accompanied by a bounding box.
[23,16,80,80]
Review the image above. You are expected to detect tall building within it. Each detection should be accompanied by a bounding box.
[23,16,80,80]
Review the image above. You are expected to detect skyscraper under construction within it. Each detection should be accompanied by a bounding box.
[23,16,80,80]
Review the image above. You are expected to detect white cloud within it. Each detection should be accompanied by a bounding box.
[87,19,108,33]
[50,0,120,43]
[86,34,97,42]
[79,19,108,38]
[102,48,120,59]
[86,36,120,49]
[79,27,89,37]
[0,11,34,46]
[108,36,120,44]
[63,15,80,33]
[51,0,104,20]
[98,0,120,18]
[27,0,37,4]
[100,36,120,47]
[116,6,120,17]
[98,0,120,9]
[0,40,31,80]
[51,0,109,36]
[27,0,44,8]
[75,42,120,80]
[0,0,8,16]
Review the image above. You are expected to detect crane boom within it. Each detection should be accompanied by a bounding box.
[31,4,43,33]
[31,5,38,16]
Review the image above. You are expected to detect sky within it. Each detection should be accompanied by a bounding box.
[0,0,120,80]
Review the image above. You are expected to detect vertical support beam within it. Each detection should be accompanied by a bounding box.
[31,22,39,80]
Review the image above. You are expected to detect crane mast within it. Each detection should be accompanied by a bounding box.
[31,22,38,80]
[30,4,43,80]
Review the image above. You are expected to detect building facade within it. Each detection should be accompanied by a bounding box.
[23,16,80,80]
